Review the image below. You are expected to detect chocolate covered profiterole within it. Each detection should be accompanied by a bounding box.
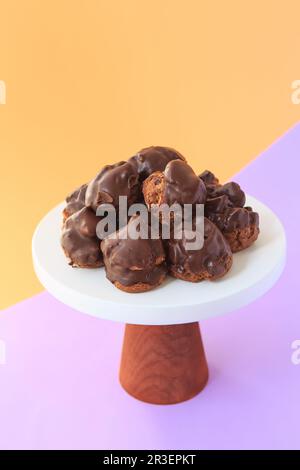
[207,205,259,253]
[166,217,233,282]
[61,206,103,268]
[101,216,167,293]
[85,161,140,212]
[63,183,87,221]
[59,153,261,292]
[200,170,259,252]
[143,159,207,208]
[200,170,245,206]
[128,146,186,181]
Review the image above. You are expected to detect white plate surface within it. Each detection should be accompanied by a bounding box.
[32,196,286,325]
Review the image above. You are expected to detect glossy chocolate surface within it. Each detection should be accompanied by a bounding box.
[207,182,246,208]
[207,206,259,233]
[200,170,245,207]
[199,170,219,186]
[129,146,186,181]
[61,207,103,267]
[167,217,232,278]
[101,216,167,287]
[64,183,87,219]
[201,170,258,233]
[163,160,207,206]
[85,161,140,212]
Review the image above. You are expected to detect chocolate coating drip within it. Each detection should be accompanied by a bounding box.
[129,146,186,181]
[63,183,87,220]
[61,207,103,268]
[101,216,167,288]
[85,161,140,212]
[163,160,207,206]
[207,206,259,233]
[167,217,232,281]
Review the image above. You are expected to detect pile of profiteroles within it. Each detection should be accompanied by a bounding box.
[61,146,259,293]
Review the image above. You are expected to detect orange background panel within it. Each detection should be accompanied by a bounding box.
[0,0,299,309]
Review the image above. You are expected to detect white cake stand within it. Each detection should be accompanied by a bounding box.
[32,195,286,404]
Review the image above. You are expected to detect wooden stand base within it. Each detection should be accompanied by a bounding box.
[119,322,209,405]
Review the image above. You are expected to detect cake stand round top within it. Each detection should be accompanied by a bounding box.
[32,195,286,325]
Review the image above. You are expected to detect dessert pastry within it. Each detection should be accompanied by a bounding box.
[101,216,167,293]
[200,170,259,252]
[85,161,140,212]
[63,183,87,221]
[207,206,259,253]
[200,170,245,207]
[129,146,186,181]
[61,207,103,268]
[166,217,233,282]
[143,159,207,208]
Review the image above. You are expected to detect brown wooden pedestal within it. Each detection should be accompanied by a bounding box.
[119,322,209,405]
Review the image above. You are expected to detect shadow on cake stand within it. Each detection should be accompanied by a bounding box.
[32,195,286,405]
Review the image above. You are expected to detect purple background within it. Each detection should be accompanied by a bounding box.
[0,125,300,450]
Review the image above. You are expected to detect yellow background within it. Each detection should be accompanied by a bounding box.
[0,0,299,309]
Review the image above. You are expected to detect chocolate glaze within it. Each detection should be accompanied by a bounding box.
[101,216,167,287]
[200,169,258,235]
[61,207,103,268]
[162,160,207,206]
[63,183,87,219]
[199,170,219,186]
[203,174,259,250]
[129,146,186,181]
[200,169,246,208]
[205,195,230,214]
[208,182,245,208]
[167,217,232,279]
[85,161,140,212]
[207,206,259,233]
